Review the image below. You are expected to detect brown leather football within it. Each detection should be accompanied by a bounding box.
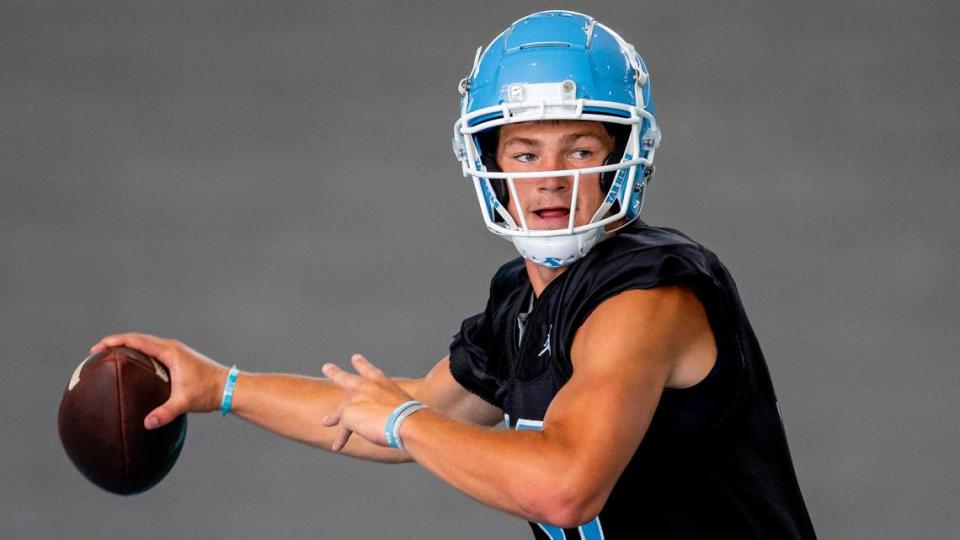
[58,346,187,495]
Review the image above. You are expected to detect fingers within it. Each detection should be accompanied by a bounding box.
[144,396,189,430]
[350,354,384,379]
[320,358,409,451]
[91,332,171,360]
[322,401,344,427]
[331,427,353,452]
[322,400,352,452]
[322,355,383,391]
[321,362,361,391]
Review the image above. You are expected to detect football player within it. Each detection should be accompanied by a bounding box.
[92,10,816,539]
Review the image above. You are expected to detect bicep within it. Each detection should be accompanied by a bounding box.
[541,287,706,504]
[415,356,503,426]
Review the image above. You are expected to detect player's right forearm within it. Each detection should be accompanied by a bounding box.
[229,372,414,463]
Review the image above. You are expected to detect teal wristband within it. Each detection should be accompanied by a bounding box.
[384,400,421,449]
[391,402,427,453]
[220,365,239,416]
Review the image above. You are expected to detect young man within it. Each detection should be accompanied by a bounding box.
[92,10,816,539]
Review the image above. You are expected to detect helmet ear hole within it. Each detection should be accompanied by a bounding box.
[599,122,631,193]
[475,129,509,208]
[480,151,506,205]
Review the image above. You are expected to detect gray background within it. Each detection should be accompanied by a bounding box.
[2,1,958,538]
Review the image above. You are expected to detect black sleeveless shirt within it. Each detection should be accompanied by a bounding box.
[449,222,817,539]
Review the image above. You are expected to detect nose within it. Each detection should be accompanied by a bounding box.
[534,154,571,192]
[536,175,570,193]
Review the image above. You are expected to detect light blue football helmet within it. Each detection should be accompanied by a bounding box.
[452,10,661,268]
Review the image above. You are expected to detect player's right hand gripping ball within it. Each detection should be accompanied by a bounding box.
[58,346,187,495]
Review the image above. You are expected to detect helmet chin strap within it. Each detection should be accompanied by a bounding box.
[511,227,604,268]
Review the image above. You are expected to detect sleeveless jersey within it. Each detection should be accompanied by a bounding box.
[449,221,817,539]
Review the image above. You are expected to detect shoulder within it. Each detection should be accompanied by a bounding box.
[575,284,706,342]
[546,222,730,360]
[557,222,726,305]
[593,221,720,274]
[573,285,717,389]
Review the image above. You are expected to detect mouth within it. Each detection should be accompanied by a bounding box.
[529,206,571,228]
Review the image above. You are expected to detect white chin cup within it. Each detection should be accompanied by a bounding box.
[511,228,604,268]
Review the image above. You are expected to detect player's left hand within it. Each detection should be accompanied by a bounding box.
[321,354,413,452]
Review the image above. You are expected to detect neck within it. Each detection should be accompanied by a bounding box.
[524,259,567,297]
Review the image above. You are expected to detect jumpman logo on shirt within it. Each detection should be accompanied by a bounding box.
[539,325,553,357]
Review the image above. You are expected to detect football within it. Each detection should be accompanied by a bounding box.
[58,346,187,495]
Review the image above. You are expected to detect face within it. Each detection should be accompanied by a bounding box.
[495,120,616,231]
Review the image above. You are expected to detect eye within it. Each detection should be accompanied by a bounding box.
[570,149,595,160]
[511,153,537,163]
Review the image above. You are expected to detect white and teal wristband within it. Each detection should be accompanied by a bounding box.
[384,400,427,452]
[220,365,240,416]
